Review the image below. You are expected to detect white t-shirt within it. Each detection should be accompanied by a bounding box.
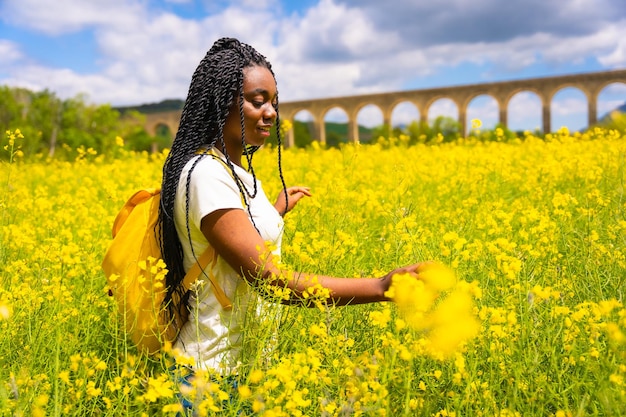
[173,149,284,373]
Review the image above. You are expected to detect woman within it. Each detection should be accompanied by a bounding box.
[158,37,428,378]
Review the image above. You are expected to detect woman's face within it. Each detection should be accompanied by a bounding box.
[223,65,278,149]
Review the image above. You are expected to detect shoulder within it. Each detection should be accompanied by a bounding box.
[183,154,234,182]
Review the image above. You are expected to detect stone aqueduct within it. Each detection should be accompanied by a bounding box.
[144,69,626,147]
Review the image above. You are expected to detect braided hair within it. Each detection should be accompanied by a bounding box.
[157,37,288,327]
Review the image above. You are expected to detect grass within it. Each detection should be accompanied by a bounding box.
[0,127,625,416]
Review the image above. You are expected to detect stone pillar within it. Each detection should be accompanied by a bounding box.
[420,107,428,125]
[383,113,391,128]
[383,110,392,138]
[285,120,295,148]
[499,106,508,128]
[458,109,467,138]
[588,98,597,127]
[542,101,551,134]
[348,118,359,143]
[314,120,326,145]
[170,121,179,137]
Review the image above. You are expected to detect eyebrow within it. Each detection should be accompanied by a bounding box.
[243,88,277,98]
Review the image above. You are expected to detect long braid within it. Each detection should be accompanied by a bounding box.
[157,37,286,326]
[274,96,289,216]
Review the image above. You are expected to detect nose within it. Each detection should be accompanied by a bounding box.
[263,103,277,122]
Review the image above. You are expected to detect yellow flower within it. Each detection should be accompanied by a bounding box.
[419,263,457,292]
[140,375,175,403]
[35,394,49,406]
[386,273,437,327]
[370,306,392,328]
[0,301,11,320]
[280,119,293,136]
[238,384,252,399]
[249,369,264,384]
[86,381,102,397]
[162,403,183,413]
[386,264,480,358]
[252,399,265,413]
[58,371,70,384]
[308,323,327,338]
[427,290,480,357]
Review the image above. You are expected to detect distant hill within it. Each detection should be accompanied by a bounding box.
[114,99,184,114]
[599,101,626,123]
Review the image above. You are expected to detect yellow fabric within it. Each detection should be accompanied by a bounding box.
[102,188,232,354]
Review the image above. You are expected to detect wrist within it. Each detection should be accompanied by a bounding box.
[378,275,392,302]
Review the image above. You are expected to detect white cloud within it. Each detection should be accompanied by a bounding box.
[551,97,587,116]
[234,0,279,10]
[2,65,114,101]
[390,102,420,126]
[428,99,458,121]
[507,92,542,131]
[467,96,499,129]
[96,12,208,87]
[598,35,626,67]
[1,0,625,111]
[340,0,623,47]
[276,61,363,101]
[0,2,283,105]
[602,83,626,94]
[293,110,314,122]
[0,40,22,66]
[324,107,348,122]
[597,99,624,115]
[356,104,383,128]
[276,0,400,64]
[508,92,541,112]
[1,0,143,35]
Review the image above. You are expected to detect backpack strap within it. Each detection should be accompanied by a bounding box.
[180,146,251,311]
[111,188,160,238]
[196,147,248,208]
[183,247,233,310]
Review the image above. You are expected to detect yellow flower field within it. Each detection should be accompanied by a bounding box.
[1,127,625,416]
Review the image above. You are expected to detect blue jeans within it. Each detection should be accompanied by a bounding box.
[169,364,247,416]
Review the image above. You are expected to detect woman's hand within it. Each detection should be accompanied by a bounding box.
[274,186,311,216]
[379,262,434,300]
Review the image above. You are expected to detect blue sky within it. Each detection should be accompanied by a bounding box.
[1,0,626,132]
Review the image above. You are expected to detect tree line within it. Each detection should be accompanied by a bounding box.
[0,86,155,159]
[2,85,624,160]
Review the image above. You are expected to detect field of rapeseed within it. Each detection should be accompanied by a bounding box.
[1,127,625,416]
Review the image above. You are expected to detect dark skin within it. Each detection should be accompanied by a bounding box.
[206,65,430,305]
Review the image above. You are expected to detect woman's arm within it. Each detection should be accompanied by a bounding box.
[200,208,428,306]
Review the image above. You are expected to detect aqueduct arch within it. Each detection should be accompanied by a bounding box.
[144,112,180,137]
[143,69,626,147]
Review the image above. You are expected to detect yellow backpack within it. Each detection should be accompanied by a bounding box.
[101,188,232,354]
